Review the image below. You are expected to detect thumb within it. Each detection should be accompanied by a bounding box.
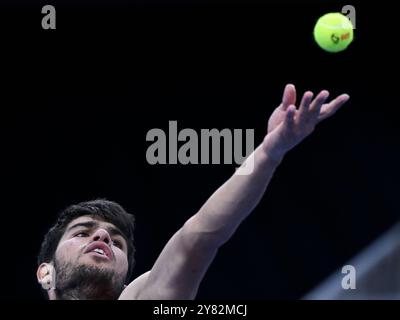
[281,84,296,111]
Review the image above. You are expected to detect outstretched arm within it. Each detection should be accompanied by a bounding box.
[119,84,349,300]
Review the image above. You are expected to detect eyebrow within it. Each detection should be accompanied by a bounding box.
[66,221,125,239]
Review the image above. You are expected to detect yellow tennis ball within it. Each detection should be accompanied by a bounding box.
[313,12,354,52]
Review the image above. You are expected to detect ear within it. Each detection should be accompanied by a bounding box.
[37,263,56,290]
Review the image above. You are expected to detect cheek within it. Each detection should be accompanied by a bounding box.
[55,238,85,263]
[114,250,129,274]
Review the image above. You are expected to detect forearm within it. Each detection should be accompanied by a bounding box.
[131,85,347,300]
[187,135,285,247]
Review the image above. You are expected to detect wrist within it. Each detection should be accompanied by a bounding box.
[261,136,286,164]
[266,149,285,165]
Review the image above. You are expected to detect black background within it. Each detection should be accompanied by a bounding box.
[1,0,399,300]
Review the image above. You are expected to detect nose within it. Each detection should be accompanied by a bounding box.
[92,229,112,245]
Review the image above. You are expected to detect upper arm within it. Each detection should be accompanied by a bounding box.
[132,213,221,300]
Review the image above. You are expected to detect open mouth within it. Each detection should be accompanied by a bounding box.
[91,248,107,257]
[84,242,113,260]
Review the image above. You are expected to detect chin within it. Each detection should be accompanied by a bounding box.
[80,255,114,267]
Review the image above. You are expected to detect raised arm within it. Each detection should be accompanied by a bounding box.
[119,84,350,300]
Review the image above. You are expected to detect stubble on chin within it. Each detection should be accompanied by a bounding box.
[53,257,125,300]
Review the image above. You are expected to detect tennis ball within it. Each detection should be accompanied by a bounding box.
[313,12,354,52]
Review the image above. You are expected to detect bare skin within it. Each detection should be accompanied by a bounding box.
[37,84,349,299]
[120,84,349,299]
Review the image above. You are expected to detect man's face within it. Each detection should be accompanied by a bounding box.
[53,215,129,299]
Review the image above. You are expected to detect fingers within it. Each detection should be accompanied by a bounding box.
[297,90,329,125]
[281,84,296,111]
[309,90,330,119]
[298,91,314,123]
[280,87,349,131]
[318,94,350,121]
[283,104,296,130]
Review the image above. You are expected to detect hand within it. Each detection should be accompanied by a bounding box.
[263,84,350,158]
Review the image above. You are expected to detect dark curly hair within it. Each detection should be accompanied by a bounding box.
[37,199,136,282]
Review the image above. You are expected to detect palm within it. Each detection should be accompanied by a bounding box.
[267,106,288,134]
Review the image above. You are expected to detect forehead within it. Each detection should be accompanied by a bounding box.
[65,215,119,232]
